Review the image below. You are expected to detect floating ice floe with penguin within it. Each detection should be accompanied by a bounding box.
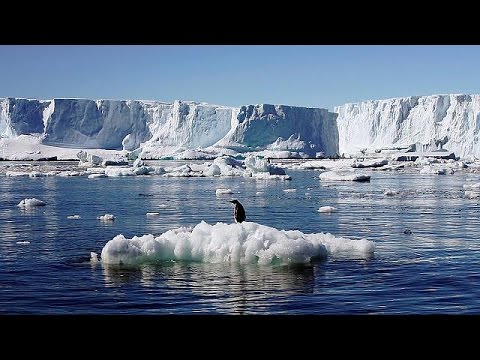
[91,221,375,266]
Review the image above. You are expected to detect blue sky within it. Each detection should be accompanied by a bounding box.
[0,45,479,110]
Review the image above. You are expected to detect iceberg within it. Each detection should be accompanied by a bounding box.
[98,221,375,265]
[335,94,480,159]
[0,97,338,160]
[4,94,480,160]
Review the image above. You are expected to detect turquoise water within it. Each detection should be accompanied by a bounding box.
[1,162,480,314]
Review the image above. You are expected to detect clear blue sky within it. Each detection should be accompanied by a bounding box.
[1,45,479,110]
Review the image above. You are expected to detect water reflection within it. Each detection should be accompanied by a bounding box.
[100,261,317,314]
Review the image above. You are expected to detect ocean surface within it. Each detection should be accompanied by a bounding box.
[1,161,480,314]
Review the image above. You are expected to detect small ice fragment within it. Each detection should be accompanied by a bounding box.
[17,198,46,207]
[98,214,115,221]
[216,188,233,195]
[317,206,337,213]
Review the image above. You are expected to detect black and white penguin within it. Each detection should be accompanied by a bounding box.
[229,199,246,223]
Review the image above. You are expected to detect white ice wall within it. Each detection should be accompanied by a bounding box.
[216,104,339,157]
[0,97,338,157]
[0,98,46,138]
[335,94,480,158]
[144,100,235,149]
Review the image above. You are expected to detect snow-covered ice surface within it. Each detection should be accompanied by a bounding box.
[0,134,128,162]
[99,221,375,265]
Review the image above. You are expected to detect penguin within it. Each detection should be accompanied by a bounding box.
[229,199,246,223]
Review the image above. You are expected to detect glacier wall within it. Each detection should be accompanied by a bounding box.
[0,98,48,137]
[43,99,151,150]
[217,104,338,157]
[0,97,338,157]
[0,98,152,150]
[335,94,480,158]
[6,94,479,159]
[145,100,236,150]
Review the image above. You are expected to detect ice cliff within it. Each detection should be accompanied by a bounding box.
[3,94,480,160]
[1,97,152,150]
[215,104,338,157]
[0,98,338,157]
[335,94,480,158]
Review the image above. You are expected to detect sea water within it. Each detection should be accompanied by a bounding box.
[1,162,480,314]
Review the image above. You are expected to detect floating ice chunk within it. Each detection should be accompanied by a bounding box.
[318,206,337,213]
[77,151,103,167]
[90,252,100,263]
[256,191,263,195]
[352,158,388,168]
[205,164,221,176]
[28,171,47,177]
[415,157,439,166]
[88,173,107,179]
[148,167,166,175]
[384,190,399,196]
[249,172,292,180]
[98,214,115,221]
[216,188,233,195]
[215,156,244,168]
[189,163,210,173]
[463,183,480,190]
[16,241,30,245]
[57,171,82,177]
[244,155,286,175]
[86,167,106,174]
[283,188,297,192]
[67,215,81,219]
[298,161,327,170]
[18,198,46,207]
[465,191,480,199]
[319,170,370,182]
[373,163,406,171]
[104,166,135,177]
[212,156,245,176]
[419,166,448,175]
[173,149,217,160]
[98,221,375,265]
[132,166,152,175]
[102,159,128,167]
[163,164,197,177]
[146,212,160,217]
[6,171,29,177]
